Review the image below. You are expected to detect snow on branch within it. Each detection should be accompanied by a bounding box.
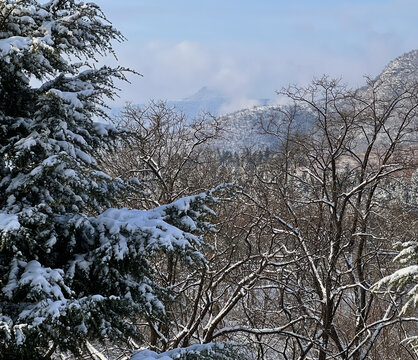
[0,213,20,232]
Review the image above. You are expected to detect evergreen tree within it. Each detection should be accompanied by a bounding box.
[0,1,216,358]
[374,170,418,350]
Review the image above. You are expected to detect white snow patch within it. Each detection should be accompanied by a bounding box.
[131,343,221,360]
[0,213,20,231]
[49,89,83,108]
[19,260,67,300]
[94,207,193,251]
[0,36,31,55]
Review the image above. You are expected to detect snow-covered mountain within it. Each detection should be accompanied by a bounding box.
[213,49,418,152]
[213,107,280,152]
[377,49,418,85]
[109,50,418,153]
[212,106,314,152]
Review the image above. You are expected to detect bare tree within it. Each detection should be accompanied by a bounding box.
[101,102,302,357]
[103,101,223,209]
[228,76,418,359]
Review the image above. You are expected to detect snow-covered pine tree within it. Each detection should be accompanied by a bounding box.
[374,170,418,350]
[0,1,216,358]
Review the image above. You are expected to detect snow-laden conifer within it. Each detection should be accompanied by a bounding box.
[0,1,217,358]
[373,170,418,350]
[374,171,418,312]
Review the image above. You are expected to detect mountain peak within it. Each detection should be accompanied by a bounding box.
[183,86,226,101]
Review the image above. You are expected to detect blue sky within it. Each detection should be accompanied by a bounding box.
[99,0,418,110]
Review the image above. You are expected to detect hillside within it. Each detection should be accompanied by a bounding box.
[212,106,314,152]
[377,49,418,85]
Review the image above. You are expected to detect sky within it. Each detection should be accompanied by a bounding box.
[98,0,418,110]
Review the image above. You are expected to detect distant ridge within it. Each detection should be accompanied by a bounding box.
[108,87,230,119]
[213,49,418,152]
[167,87,229,118]
[183,86,225,102]
[109,87,275,119]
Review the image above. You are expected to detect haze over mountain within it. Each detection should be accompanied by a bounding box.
[110,50,418,153]
[166,86,273,118]
[213,49,418,152]
[110,87,272,119]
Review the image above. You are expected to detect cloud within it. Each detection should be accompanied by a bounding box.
[219,98,261,115]
[109,40,261,106]
[96,0,418,112]
[105,20,415,110]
